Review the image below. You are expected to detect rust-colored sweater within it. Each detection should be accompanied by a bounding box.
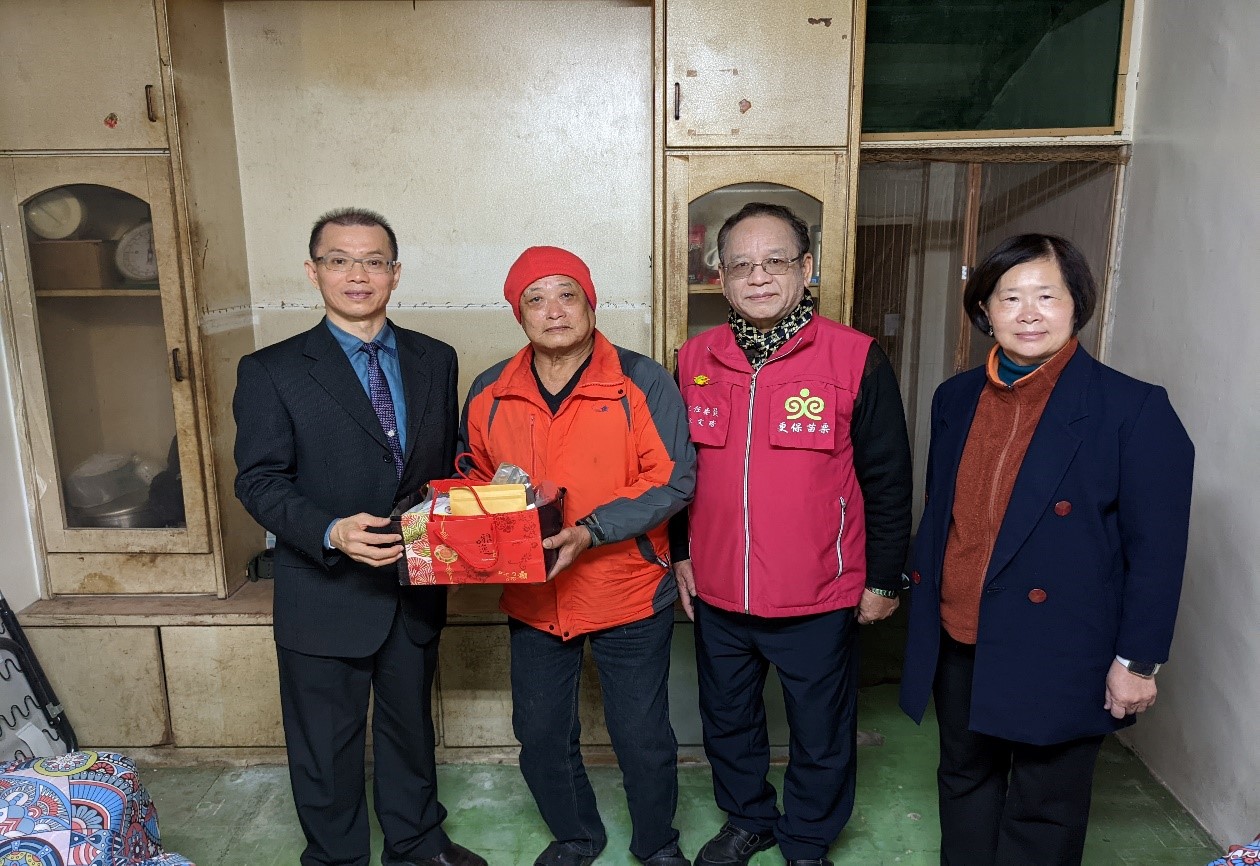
[940,339,1078,643]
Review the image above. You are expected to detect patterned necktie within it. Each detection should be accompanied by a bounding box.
[361,341,405,477]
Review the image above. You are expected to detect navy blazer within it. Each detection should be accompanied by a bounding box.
[900,347,1194,745]
[233,319,458,658]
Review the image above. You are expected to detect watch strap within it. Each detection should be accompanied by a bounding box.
[865,586,899,599]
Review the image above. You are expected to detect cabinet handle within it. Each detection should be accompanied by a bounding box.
[673,82,681,121]
[171,348,186,383]
[145,85,158,122]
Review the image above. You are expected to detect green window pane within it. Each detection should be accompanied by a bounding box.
[863,0,1125,134]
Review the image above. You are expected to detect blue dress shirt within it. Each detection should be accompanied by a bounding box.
[323,318,409,548]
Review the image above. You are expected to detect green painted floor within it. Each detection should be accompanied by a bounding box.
[144,685,1220,866]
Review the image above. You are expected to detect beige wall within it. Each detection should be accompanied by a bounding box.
[1111,0,1260,845]
[223,0,654,386]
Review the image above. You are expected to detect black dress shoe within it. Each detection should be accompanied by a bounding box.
[785,860,833,866]
[533,840,604,866]
[644,842,692,866]
[695,823,776,866]
[411,842,489,866]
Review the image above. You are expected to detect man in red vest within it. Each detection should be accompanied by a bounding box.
[674,203,913,866]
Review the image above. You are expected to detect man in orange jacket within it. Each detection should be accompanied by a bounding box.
[459,246,696,866]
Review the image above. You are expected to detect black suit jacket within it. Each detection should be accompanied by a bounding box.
[233,319,457,657]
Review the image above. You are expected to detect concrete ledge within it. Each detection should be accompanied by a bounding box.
[17,580,513,628]
[18,580,275,627]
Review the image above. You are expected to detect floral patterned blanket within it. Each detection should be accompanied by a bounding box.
[1208,832,1260,866]
[0,751,193,865]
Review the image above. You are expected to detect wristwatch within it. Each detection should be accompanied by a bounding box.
[865,573,912,599]
[1117,656,1161,678]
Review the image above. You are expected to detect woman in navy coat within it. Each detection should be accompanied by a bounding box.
[899,234,1194,866]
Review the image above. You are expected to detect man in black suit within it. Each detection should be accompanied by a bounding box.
[234,207,485,866]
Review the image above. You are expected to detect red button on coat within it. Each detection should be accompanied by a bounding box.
[1028,588,1048,603]
[911,571,921,585]
[1054,500,1072,516]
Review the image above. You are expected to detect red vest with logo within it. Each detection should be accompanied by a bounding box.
[678,316,873,617]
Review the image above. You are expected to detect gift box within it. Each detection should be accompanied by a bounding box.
[391,479,564,586]
[449,483,527,515]
[29,239,118,289]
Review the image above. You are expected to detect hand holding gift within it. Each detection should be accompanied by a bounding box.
[541,525,593,580]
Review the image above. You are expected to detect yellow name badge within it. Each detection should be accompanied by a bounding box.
[449,484,528,516]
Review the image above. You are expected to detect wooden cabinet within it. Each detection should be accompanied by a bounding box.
[0,0,168,151]
[655,0,865,364]
[0,0,252,598]
[0,157,208,559]
[664,0,854,148]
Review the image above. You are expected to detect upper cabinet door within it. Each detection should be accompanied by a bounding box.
[0,0,167,151]
[666,0,853,148]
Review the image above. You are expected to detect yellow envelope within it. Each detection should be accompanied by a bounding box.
[449,484,528,515]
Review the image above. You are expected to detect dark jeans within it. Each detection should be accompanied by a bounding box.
[509,607,681,861]
[934,634,1105,866]
[694,599,859,861]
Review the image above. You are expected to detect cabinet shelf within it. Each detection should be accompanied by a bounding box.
[35,287,160,298]
[688,282,724,294]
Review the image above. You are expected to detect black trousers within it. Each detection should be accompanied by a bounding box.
[276,603,449,866]
[934,634,1104,866]
[694,599,859,861]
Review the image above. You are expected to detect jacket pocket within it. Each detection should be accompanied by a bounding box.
[682,381,732,447]
[767,381,837,451]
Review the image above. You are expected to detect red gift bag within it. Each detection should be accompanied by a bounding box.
[393,475,564,586]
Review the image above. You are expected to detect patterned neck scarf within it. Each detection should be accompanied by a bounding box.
[728,290,815,369]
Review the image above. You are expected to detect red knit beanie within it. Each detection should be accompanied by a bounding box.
[503,246,597,321]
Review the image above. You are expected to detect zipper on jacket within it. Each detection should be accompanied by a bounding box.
[529,414,537,478]
[741,370,759,613]
[834,496,847,578]
[729,336,808,615]
[979,395,1021,580]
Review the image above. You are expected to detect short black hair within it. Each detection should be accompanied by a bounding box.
[717,202,811,264]
[964,233,1098,335]
[308,207,399,261]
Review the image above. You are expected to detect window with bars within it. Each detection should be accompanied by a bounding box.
[852,154,1122,524]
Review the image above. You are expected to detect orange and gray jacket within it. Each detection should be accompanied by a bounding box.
[458,331,695,639]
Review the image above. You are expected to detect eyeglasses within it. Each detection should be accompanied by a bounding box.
[314,254,398,274]
[722,255,803,281]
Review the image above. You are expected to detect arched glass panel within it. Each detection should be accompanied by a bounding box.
[22,183,184,530]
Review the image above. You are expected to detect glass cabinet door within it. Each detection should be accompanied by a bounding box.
[660,151,849,365]
[686,182,824,341]
[0,156,208,554]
